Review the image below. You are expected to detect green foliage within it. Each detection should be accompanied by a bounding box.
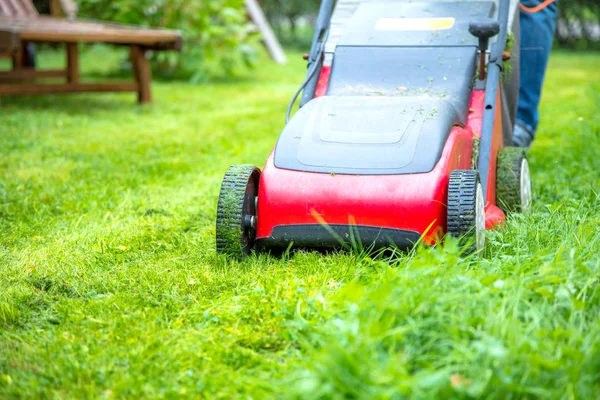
[260,0,320,29]
[289,233,600,398]
[0,47,599,398]
[556,0,600,49]
[261,0,320,47]
[76,0,260,80]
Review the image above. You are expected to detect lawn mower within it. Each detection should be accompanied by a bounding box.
[215,0,532,257]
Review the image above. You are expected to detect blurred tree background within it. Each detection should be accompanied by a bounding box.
[258,0,600,50]
[260,0,320,48]
[259,0,599,50]
[31,0,598,80]
[34,0,260,81]
[556,0,600,49]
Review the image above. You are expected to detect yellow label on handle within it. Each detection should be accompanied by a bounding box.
[375,17,456,31]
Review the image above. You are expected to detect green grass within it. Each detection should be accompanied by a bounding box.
[1,47,599,399]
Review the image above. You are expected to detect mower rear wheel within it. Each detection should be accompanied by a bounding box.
[447,170,485,253]
[215,164,261,258]
[496,147,532,214]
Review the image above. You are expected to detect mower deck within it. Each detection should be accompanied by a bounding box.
[257,92,484,248]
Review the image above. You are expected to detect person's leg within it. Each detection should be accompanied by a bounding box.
[513,0,558,148]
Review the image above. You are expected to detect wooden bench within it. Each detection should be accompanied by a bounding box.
[0,0,182,103]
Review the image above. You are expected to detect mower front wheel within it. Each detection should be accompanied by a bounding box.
[447,170,485,253]
[215,164,261,259]
[496,147,532,214]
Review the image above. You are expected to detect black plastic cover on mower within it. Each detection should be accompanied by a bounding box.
[274,1,502,175]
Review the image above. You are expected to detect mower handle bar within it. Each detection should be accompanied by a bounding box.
[477,0,511,199]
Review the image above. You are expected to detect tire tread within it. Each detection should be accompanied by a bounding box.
[215,164,259,258]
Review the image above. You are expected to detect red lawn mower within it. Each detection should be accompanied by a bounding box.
[215,0,532,257]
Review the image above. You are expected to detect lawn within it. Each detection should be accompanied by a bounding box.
[1,47,599,399]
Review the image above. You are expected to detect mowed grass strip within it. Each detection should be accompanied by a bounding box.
[1,48,599,398]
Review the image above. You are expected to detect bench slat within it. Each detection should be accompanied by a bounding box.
[0,16,182,49]
[0,68,67,79]
[0,81,138,94]
[1,0,37,17]
[19,0,38,16]
[0,2,15,17]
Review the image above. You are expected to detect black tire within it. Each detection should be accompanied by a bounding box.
[496,147,532,214]
[447,170,485,253]
[215,165,260,258]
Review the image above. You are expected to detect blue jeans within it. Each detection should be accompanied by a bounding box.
[514,0,558,147]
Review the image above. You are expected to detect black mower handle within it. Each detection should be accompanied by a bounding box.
[476,0,511,199]
[469,18,500,53]
[286,0,335,123]
[470,18,500,80]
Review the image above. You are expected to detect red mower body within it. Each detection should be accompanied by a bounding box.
[256,90,506,249]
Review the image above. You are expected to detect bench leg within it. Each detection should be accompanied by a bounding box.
[11,43,36,71]
[130,46,152,104]
[66,43,79,84]
[12,48,23,70]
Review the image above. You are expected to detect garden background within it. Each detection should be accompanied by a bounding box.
[1,0,599,398]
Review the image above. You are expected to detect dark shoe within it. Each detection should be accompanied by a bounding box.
[512,123,534,149]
